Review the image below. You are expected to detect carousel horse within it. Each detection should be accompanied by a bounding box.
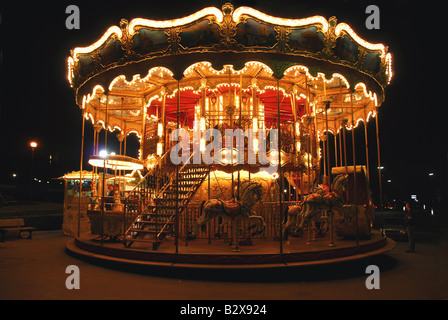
[282,202,330,239]
[285,174,348,236]
[190,181,266,239]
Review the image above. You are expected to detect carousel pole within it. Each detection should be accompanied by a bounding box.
[277,78,284,254]
[123,123,127,156]
[339,124,343,168]
[375,108,385,235]
[323,78,331,187]
[161,88,167,155]
[78,112,86,238]
[350,92,359,245]
[363,106,370,182]
[323,80,334,247]
[342,120,348,175]
[338,82,343,167]
[101,93,109,247]
[306,75,311,194]
[334,124,338,168]
[237,73,242,201]
[175,80,180,254]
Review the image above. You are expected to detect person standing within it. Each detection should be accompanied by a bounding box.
[404,202,415,252]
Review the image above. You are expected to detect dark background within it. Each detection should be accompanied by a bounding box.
[0,0,446,211]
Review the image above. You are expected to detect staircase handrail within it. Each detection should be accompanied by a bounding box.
[124,149,171,201]
[155,150,198,199]
[156,150,207,238]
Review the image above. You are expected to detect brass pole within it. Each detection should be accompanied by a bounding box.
[237,74,242,201]
[350,92,359,245]
[175,80,180,254]
[325,105,330,187]
[101,94,109,247]
[339,83,344,168]
[334,126,338,168]
[277,78,283,253]
[306,76,311,194]
[162,88,167,155]
[339,125,343,168]
[140,98,147,161]
[342,120,348,175]
[323,79,331,187]
[78,112,85,238]
[375,108,385,235]
[364,107,370,182]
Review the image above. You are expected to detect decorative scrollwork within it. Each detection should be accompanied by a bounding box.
[217,2,239,49]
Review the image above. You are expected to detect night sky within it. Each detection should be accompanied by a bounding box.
[0,0,446,208]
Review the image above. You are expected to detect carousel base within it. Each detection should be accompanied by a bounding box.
[66,230,395,271]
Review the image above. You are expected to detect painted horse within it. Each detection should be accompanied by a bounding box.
[190,181,265,239]
[284,174,348,237]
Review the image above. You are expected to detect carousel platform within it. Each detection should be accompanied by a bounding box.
[66,230,395,271]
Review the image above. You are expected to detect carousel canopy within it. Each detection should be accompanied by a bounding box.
[67,3,392,136]
[88,154,144,171]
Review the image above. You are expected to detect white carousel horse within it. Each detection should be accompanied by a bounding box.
[190,181,266,239]
[283,174,348,237]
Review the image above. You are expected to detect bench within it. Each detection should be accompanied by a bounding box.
[0,218,36,242]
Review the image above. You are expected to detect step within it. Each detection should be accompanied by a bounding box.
[124,238,162,250]
[128,228,171,234]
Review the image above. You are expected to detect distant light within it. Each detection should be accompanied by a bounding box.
[387,180,392,183]
[99,150,108,158]
[377,166,384,170]
[12,173,17,178]
[428,173,434,176]
[431,208,434,215]
[30,141,38,148]
[110,152,116,156]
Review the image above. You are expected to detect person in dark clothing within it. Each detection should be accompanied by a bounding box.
[404,202,415,252]
[105,185,115,210]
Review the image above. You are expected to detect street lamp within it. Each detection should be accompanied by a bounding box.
[29,141,38,200]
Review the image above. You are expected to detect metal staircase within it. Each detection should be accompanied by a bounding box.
[123,160,210,250]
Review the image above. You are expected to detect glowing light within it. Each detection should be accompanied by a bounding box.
[89,154,144,171]
[158,123,163,137]
[73,26,122,60]
[128,7,224,35]
[200,138,206,153]
[253,118,258,133]
[30,141,38,149]
[200,118,206,131]
[157,142,163,156]
[335,22,387,56]
[253,138,259,153]
[233,7,329,33]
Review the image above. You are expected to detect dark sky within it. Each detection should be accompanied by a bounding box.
[0,0,446,206]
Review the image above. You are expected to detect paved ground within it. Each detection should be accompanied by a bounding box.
[0,229,447,301]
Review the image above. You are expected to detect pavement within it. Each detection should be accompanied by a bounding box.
[0,229,447,301]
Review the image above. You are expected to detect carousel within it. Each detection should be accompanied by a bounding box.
[65,3,395,269]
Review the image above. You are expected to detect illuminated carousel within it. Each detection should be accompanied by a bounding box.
[65,3,395,269]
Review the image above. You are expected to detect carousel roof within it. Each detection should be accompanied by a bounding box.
[67,3,392,135]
